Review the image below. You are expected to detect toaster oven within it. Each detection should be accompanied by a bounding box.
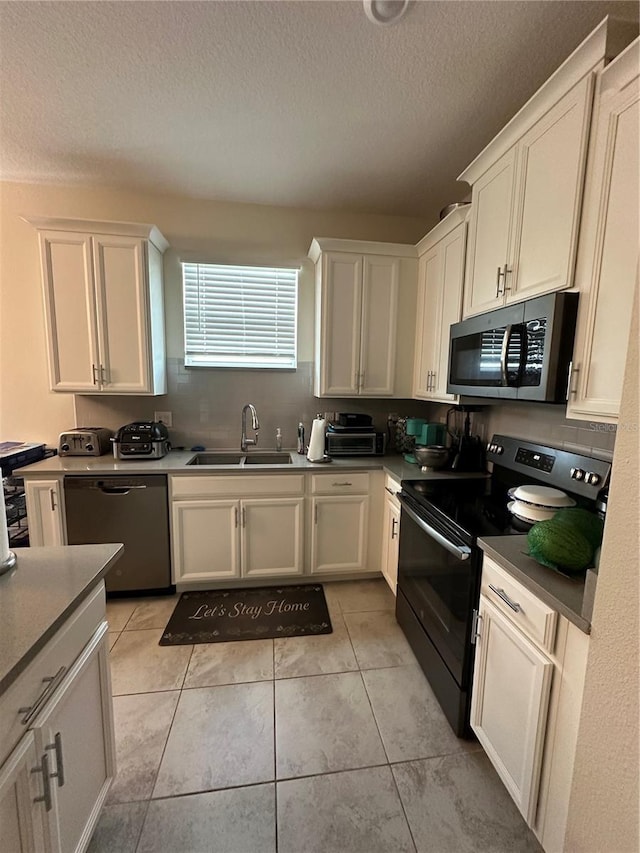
[59,427,113,456]
[325,431,386,456]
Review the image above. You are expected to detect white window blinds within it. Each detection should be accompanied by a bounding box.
[182,263,298,368]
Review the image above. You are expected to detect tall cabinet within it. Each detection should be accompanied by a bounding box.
[308,238,417,398]
[566,38,640,423]
[26,217,168,395]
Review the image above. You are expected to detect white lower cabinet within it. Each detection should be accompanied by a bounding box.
[380,475,401,594]
[310,494,369,575]
[24,480,66,547]
[0,731,47,853]
[170,476,305,583]
[472,556,590,850]
[0,585,115,853]
[470,595,553,823]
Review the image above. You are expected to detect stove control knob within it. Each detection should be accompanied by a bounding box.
[496,445,504,455]
[86,443,94,452]
[571,467,585,481]
[487,442,493,452]
[60,443,70,452]
[586,472,601,486]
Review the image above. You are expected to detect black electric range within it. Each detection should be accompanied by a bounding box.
[395,434,611,737]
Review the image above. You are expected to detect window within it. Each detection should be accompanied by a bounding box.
[182,262,298,369]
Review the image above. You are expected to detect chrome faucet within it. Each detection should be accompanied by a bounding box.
[241,404,260,452]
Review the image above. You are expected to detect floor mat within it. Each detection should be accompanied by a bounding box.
[159,584,332,645]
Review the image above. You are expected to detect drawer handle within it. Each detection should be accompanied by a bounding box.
[19,666,66,725]
[332,481,353,487]
[45,732,65,787]
[391,518,398,539]
[32,752,53,812]
[488,584,521,613]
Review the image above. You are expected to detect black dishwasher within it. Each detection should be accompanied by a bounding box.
[64,475,174,595]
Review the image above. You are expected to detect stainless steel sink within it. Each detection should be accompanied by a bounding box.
[187,453,244,466]
[243,453,293,465]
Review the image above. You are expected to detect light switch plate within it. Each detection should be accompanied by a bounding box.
[154,411,173,427]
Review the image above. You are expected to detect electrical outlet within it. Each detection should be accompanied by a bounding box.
[154,411,173,427]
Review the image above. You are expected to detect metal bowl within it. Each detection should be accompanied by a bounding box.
[414,445,450,469]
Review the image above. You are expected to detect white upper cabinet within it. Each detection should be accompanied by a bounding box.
[460,18,636,319]
[27,217,168,395]
[309,238,417,398]
[413,208,467,402]
[567,38,640,423]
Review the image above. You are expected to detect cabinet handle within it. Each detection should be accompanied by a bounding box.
[332,482,353,487]
[49,488,57,512]
[431,370,436,391]
[384,487,395,495]
[242,506,246,528]
[19,666,66,725]
[502,264,512,292]
[495,266,505,297]
[234,506,239,528]
[32,752,53,812]
[45,732,65,788]
[488,584,521,612]
[314,504,318,524]
[566,361,580,400]
[92,363,99,385]
[391,518,398,539]
[471,609,482,644]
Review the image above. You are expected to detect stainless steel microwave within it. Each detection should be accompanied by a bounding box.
[325,431,386,456]
[447,292,579,402]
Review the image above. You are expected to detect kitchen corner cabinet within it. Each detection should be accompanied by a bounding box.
[308,238,417,398]
[309,474,370,575]
[413,210,467,402]
[566,38,640,423]
[25,479,66,547]
[380,474,400,594]
[170,475,305,583]
[0,584,115,853]
[26,217,168,395]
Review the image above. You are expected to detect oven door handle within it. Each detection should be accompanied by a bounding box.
[399,496,471,561]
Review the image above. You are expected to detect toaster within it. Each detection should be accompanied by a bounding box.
[59,427,114,456]
[113,421,171,459]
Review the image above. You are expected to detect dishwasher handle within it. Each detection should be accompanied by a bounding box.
[94,484,148,495]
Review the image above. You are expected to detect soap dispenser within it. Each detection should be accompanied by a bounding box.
[276,428,283,452]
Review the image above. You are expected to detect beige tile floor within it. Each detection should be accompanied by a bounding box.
[88,579,541,853]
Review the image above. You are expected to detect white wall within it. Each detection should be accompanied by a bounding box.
[564,290,639,852]
[0,180,429,445]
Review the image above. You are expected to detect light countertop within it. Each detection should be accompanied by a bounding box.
[478,536,592,634]
[0,543,124,695]
[15,450,490,483]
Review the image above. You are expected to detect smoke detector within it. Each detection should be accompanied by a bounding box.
[363,0,411,26]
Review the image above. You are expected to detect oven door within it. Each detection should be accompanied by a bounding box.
[397,495,479,687]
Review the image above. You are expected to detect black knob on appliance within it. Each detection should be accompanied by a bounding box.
[61,443,69,452]
[496,445,504,455]
[586,472,600,486]
[571,467,585,480]
[86,443,94,452]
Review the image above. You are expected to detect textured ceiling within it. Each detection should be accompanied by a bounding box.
[0,0,638,220]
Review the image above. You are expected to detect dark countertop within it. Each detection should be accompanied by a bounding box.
[0,543,124,695]
[478,535,592,634]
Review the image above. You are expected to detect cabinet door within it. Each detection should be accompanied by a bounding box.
[431,223,465,401]
[567,45,639,422]
[381,497,400,595]
[510,76,594,302]
[92,236,152,393]
[241,498,304,578]
[359,256,398,395]
[38,231,99,392]
[317,252,362,396]
[470,596,553,824]
[25,481,65,547]
[463,149,516,317]
[0,731,48,853]
[412,247,440,400]
[310,495,368,574]
[172,500,241,583]
[33,623,115,853]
